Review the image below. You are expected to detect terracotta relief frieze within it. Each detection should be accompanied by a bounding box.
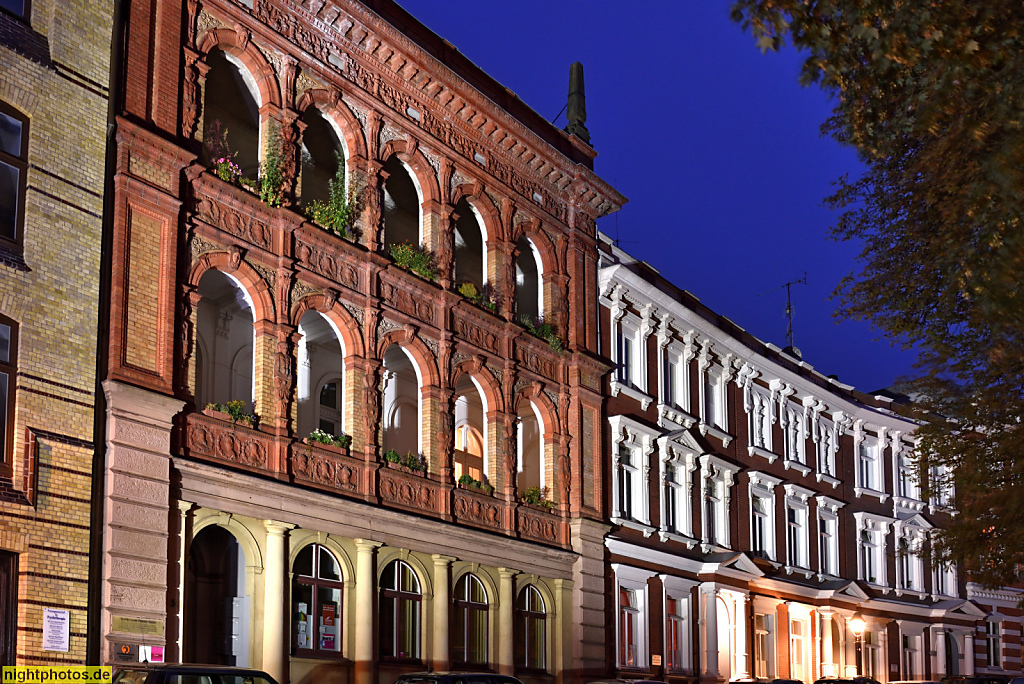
[514,339,558,381]
[379,471,437,511]
[451,311,498,354]
[517,507,560,545]
[190,235,221,262]
[186,414,271,472]
[249,259,277,290]
[294,233,361,292]
[290,280,320,310]
[341,301,364,325]
[292,444,360,494]
[193,192,273,251]
[453,489,504,531]
[379,277,435,326]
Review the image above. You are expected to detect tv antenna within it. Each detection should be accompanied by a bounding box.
[758,273,808,350]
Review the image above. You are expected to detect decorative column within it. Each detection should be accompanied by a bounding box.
[821,610,836,677]
[171,501,195,662]
[262,520,295,684]
[934,627,947,678]
[702,584,719,678]
[553,578,574,684]
[497,568,517,675]
[354,540,383,684]
[733,594,750,679]
[431,555,455,671]
[962,630,975,675]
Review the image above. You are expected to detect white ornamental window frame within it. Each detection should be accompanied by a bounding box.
[854,422,889,502]
[747,470,782,561]
[815,495,844,579]
[609,415,657,533]
[661,574,697,674]
[658,435,699,545]
[613,564,657,671]
[854,511,892,589]
[783,483,813,574]
[699,454,738,550]
[893,519,929,596]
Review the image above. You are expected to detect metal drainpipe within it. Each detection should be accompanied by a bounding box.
[87,0,128,665]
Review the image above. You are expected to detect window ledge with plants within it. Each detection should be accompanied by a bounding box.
[382,449,427,476]
[456,282,498,314]
[516,315,564,352]
[203,400,260,430]
[457,474,494,495]
[388,242,438,282]
[303,428,352,453]
[204,120,286,209]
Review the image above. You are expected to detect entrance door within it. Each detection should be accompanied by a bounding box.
[185,526,249,665]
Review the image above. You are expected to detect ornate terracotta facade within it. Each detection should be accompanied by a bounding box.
[101,0,622,682]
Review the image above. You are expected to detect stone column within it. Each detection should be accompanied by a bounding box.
[553,578,574,684]
[497,568,517,675]
[934,628,947,678]
[171,501,195,662]
[733,594,749,679]
[354,540,382,684]
[432,555,455,671]
[262,520,294,683]
[821,610,835,677]
[962,630,975,675]
[702,584,719,678]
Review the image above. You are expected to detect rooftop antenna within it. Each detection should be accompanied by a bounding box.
[758,273,808,357]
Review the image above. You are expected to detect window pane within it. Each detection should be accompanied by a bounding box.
[379,594,395,656]
[317,585,341,652]
[398,596,419,658]
[0,111,22,156]
[319,381,338,409]
[293,582,313,649]
[318,546,341,581]
[467,606,487,663]
[0,161,19,241]
[0,372,7,455]
[399,561,419,593]
[468,575,486,603]
[380,560,396,589]
[294,545,313,577]
[0,323,9,363]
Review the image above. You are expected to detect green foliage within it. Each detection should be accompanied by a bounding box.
[206,400,259,429]
[305,155,356,237]
[520,486,554,510]
[204,120,243,185]
[389,242,438,281]
[458,282,498,312]
[258,122,285,207]
[457,473,494,495]
[732,0,1024,589]
[516,314,563,352]
[383,449,426,472]
[308,428,352,449]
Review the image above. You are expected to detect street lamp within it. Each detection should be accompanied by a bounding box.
[850,614,867,677]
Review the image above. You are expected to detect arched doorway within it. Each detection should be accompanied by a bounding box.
[185,525,249,665]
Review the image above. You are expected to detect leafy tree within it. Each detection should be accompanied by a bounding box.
[731,1,1024,588]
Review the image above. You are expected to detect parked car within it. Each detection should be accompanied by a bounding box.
[942,677,1012,684]
[393,674,524,684]
[814,677,882,684]
[588,680,669,684]
[891,680,942,684]
[771,679,805,684]
[113,664,279,684]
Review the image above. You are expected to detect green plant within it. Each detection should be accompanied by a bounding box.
[258,122,285,207]
[308,428,351,449]
[458,282,498,312]
[457,474,494,495]
[521,485,555,510]
[204,120,243,185]
[516,315,563,352]
[383,449,402,464]
[206,400,259,429]
[305,155,356,236]
[389,242,437,281]
[401,451,426,472]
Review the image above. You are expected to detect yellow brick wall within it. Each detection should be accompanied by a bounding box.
[0,0,112,665]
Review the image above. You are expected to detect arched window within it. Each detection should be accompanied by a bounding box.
[0,101,28,250]
[514,234,543,323]
[297,310,345,441]
[515,584,546,671]
[203,50,261,178]
[517,401,544,493]
[0,314,17,476]
[299,107,345,208]
[292,544,343,656]
[382,345,421,458]
[195,270,255,412]
[379,559,421,660]
[452,573,488,667]
[453,375,487,483]
[382,156,420,249]
[453,197,485,292]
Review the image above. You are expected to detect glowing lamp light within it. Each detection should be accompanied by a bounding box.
[850,615,867,638]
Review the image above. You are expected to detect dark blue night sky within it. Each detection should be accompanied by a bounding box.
[394,0,919,394]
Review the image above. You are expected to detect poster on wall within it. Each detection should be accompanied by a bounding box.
[42,608,70,652]
[296,602,308,649]
[320,604,336,650]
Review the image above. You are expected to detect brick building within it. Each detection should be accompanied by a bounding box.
[596,236,1017,683]
[98,0,621,682]
[0,0,112,667]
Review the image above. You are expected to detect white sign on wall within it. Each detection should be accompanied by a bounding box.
[42,608,70,652]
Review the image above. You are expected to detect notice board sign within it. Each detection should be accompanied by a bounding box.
[42,608,70,652]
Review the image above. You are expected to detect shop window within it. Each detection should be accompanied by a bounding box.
[0,315,15,477]
[0,102,28,251]
[379,560,421,661]
[292,544,343,656]
[514,584,546,671]
[452,573,488,667]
